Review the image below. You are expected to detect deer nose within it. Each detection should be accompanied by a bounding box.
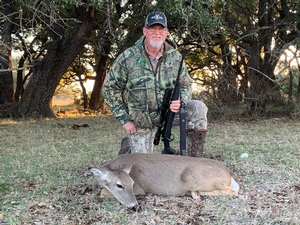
[128,202,140,212]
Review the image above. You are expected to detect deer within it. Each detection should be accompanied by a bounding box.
[89,153,240,208]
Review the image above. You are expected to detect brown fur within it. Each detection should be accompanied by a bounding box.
[89,153,240,208]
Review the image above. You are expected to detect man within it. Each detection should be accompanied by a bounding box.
[102,11,208,156]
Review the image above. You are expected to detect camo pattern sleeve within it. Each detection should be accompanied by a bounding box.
[102,52,130,125]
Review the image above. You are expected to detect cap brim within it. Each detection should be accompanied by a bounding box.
[146,22,167,28]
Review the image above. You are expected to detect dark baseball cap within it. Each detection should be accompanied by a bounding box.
[145,11,167,28]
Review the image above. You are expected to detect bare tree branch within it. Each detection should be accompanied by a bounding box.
[0,65,32,72]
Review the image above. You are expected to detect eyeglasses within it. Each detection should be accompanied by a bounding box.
[145,27,168,33]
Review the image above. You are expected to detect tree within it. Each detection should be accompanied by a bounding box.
[89,0,138,111]
[0,0,142,118]
[3,0,97,118]
[1,0,300,119]
[0,0,15,104]
[171,0,300,114]
[89,37,111,111]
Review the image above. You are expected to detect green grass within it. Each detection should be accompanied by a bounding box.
[1,116,300,224]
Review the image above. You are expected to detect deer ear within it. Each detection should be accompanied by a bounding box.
[89,167,109,181]
[121,165,132,174]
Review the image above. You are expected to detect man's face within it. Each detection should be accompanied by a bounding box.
[143,24,168,49]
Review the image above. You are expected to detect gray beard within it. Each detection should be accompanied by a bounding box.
[149,39,163,49]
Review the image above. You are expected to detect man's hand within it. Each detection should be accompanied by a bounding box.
[170,99,181,113]
[122,121,136,135]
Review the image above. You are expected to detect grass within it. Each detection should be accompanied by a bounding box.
[0,115,300,224]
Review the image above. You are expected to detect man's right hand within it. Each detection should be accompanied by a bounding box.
[122,121,136,135]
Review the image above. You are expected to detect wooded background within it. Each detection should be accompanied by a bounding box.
[0,0,300,119]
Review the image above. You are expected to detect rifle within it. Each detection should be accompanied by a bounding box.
[153,88,172,145]
[153,48,187,155]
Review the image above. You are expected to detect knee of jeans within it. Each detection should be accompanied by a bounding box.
[189,100,207,113]
[187,100,207,112]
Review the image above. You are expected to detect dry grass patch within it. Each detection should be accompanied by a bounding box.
[0,116,300,224]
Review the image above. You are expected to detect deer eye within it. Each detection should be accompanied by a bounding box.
[116,183,124,189]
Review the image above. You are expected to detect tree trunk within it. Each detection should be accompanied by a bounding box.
[89,40,111,110]
[288,71,293,101]
[246,0,280,114]
[78,75,88,109]
[217,35,240,105]
[0,0,14,104]
[9,6,95,119]
[14,51,28,102]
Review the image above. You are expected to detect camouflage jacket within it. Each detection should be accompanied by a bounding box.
[102,36,192,128]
